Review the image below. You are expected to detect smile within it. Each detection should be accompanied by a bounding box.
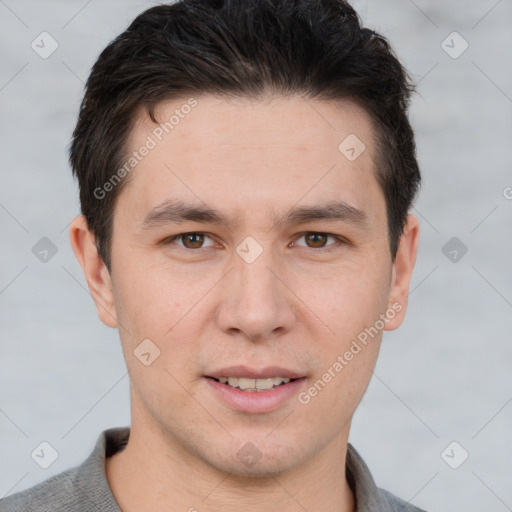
[211,376,295,392]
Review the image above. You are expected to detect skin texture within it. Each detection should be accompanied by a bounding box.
[70,94,419,512]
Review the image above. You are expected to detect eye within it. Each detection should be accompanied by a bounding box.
[293,232,344,252]
[165,232,216,249]
[163,231,346,252]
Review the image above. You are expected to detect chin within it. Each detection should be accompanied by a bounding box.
[203,442,306,479]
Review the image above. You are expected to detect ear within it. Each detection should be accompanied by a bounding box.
[384,213,420,331]
[69,215,118,328]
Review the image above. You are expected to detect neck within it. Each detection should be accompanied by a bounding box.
[106,404,355,512]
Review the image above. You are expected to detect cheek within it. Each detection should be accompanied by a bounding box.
[112,262,206,378]
[295,264,388,399]
[313,349,378,426]
[112,259,183,331]
[300,261,391,336]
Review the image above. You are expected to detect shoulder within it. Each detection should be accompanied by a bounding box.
[0,427,128,512]
[376,487,429,512]
[0,467,84,512]
[346,443,429,512]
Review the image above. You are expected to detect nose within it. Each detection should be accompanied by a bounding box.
[215,249,296,342]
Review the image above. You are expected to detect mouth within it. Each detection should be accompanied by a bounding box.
[204,366,307,413]
[206,376,300,392]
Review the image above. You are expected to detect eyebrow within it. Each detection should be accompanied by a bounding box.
[277,201,368,228]
[139,199,369,231]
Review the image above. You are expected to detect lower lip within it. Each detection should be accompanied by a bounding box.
[205,377,306,413]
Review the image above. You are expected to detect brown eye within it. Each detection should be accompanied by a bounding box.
[294,232,343,252]
[167,232,215,249]
[304,233,329,248]
[181,233,204,248]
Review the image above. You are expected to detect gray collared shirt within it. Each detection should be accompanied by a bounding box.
[0,427,427,511]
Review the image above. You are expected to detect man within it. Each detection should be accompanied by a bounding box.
[1,0,424,510]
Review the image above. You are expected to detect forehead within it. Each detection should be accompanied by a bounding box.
[139,94,376,155]
[115,94,383,228]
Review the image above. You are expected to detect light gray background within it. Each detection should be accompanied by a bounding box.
[1,1,511,510]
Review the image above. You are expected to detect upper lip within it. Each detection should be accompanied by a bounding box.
[206,366,305,380]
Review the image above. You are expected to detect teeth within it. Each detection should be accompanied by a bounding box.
[238,377,255,389]
[256,378,274,390]
[216,376,292,391]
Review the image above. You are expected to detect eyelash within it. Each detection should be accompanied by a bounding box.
[162,231,347,253]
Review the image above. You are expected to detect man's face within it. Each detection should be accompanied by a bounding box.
[88,95,412,476]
